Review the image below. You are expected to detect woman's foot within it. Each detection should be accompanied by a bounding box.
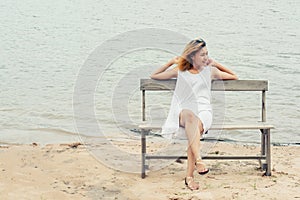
[195,158,209,175]
[185,176,199,190]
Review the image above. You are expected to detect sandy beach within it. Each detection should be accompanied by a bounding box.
[0,141,299,200]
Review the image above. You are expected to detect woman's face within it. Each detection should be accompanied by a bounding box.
[191,47,209,68]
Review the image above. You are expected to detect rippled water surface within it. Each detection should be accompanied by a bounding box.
[0,0,299,145]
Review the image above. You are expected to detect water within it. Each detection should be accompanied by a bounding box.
[0,0,299,145]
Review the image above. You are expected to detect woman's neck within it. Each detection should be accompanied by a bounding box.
[189,65,204,73]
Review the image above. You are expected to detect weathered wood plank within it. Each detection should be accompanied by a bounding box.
[140,79,177,90]
[140,79,268,91]
[139,122,274,130]
[145,155,267,160]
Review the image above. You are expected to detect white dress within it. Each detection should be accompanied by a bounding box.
[161,66,213,139]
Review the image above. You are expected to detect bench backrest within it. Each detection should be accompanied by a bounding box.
[140,79,268,121]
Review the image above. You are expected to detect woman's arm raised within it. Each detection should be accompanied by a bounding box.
[210,59,238,80]
[150,56,179,80]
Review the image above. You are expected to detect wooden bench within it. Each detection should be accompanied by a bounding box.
[139,79,274,178]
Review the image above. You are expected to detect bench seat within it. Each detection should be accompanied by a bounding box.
[139,122,274,131]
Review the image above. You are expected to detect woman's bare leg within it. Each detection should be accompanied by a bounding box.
[187,147,195,176]
[180,109,203,161]
[180,109,204,187]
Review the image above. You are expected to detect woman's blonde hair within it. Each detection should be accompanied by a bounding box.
[178,38,206,71]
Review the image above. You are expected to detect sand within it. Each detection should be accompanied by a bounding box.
[0,141,299,200]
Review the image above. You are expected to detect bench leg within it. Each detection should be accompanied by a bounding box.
[259,129,266,169]
[265,129,272,176]
[261,129,266,156]
[141,129,147,178]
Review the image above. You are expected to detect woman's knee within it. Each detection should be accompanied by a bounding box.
[198,120,204,133]
[181,109,197,125]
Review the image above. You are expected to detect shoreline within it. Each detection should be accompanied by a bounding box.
[1,141,300,199]
[1,127,300,148]
[2,139,300,147]
[1,126,300,147]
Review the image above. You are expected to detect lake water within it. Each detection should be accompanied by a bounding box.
[0,0,299,145]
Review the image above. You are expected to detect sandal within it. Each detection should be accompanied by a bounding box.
[195,158,209,175]
[185,176,199,190]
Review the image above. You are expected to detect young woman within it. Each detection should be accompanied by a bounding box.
[151,38,238,190]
